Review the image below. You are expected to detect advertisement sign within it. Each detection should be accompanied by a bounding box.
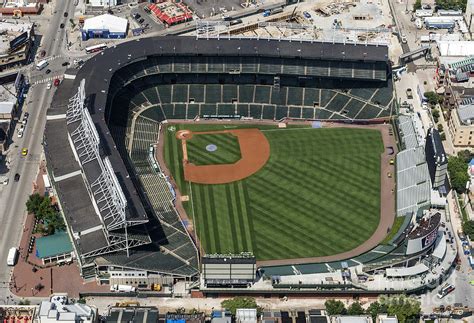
[9,31,28,52]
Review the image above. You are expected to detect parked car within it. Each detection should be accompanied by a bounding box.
[303,11,311,18]
[64,12,68,17]
[14,173,20,182]
[62,61,70,66]
[139,18,145,24]
[45,69,51,74]
[54,78,60,87]
[46,82,52,90]
[40,50,46,58]
[60,23,65,29]
[21,148,28,156]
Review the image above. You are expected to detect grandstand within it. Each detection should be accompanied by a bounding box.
[45,36,394,286]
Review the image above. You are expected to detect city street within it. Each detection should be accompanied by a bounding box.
[0,0,78,303]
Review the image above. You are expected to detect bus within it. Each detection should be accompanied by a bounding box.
[36,59,48,70]
[85,43,107,54]
[437,283,455,298]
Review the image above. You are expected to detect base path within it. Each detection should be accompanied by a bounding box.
[178,128,270,185]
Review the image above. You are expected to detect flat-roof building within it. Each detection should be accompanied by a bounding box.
[425,128,448,193]
[82,14,128,40]
[0,20,34,70]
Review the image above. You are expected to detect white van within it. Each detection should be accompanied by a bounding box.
[36,59,49,71]
[7,248,18,266]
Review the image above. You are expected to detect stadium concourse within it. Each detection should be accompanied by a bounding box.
[40,36,455,295]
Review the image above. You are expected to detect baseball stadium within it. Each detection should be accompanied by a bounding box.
[43,36,457,295]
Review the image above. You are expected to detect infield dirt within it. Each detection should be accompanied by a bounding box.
[177,128,270,185]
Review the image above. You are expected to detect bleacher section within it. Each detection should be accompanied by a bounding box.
[113,115,198,276]
[110,82,394,123]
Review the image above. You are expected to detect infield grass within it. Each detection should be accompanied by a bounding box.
[187,133,241,166]
[164,124,383,260]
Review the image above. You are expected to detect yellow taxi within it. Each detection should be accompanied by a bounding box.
[21,148,28,156]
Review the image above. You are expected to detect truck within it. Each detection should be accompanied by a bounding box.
[7,247,18,266]
[110,284,136,292]
[424,17,456,29]
[415,9,433,17]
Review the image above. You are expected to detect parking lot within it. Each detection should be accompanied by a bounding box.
[184,0,247,18]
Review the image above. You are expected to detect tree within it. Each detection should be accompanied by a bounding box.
[458,149,472,163]
[347,302,364,315]
[366,302,388,321]
[18,299,30,305]
[448,156,470,193]
[26,193,44,214]
[440,132,446,141]
[424,91,443,106]
[435,0,467,11]
[325,299,347,316]
[432,109,440,123]
[437,123,444,132]
[463,220,474,236]
[413,0,422,10]
[26,194,65,234]
[221,297,259,316]
[380,295,420,323]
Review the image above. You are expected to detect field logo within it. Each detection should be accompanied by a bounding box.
[168,126,176,132]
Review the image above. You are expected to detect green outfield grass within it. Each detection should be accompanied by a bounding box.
[164,124,383,260]
[187,133,241,166]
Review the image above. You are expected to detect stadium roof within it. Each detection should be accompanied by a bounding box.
[437,41,474,57]
[83,14,128,33]
[398,115,424,149]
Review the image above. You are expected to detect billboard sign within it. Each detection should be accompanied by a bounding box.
[9,31,28,52]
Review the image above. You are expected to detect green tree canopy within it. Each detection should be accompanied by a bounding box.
[347,302,364,315]
[26,193,44,214]
[436,0,467,11]
[413,0,422,10]
[424,91,443,105]
[448,156,469,193]
[458,149,472,163]
[366,302,388,321]
[26,194,65,235]
[463,220,474,236]
[325,300,347,316]
[380,295,421,323]
[221,297,259,316]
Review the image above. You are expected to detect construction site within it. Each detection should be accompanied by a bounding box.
[188,0,400,59]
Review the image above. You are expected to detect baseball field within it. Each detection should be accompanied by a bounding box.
[163,123,384,261]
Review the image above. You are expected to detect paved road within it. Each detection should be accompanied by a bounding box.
[0,0,77,303]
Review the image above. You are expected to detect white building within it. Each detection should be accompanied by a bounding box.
[38,295,95,323]
[82,14,128,40]
[466,0,474,35]
[87,0,117,8]
[236,309,257,323]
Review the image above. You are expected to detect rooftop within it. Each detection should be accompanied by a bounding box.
[83,14,128,33]
[35,231,73,259]
[408,212,441,239]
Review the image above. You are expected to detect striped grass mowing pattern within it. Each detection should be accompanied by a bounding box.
[164,125,383,260]
[187,133,241,166]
